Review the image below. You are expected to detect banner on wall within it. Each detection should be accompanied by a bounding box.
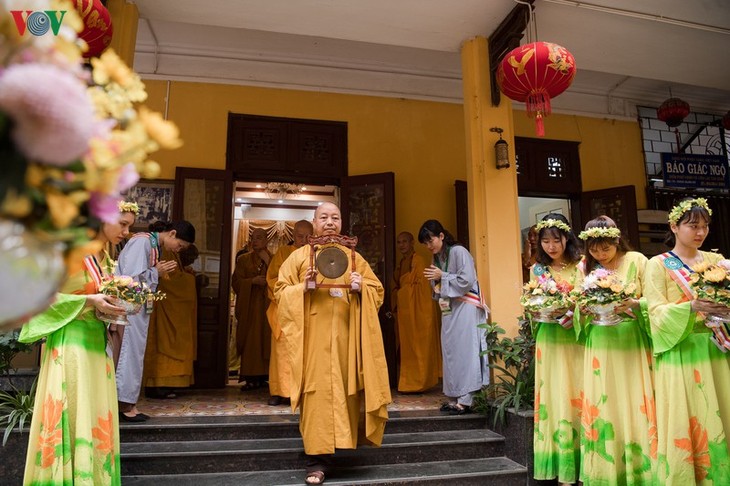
[661,153,729,189]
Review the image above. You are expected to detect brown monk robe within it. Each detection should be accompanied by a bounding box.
[143,245,199,398]
[232,227,272,390]
[392,232,440,392]
[275,202,391,485]
[265,220,314,406]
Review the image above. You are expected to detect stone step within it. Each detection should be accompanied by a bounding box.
[121,428,505,476]
[123,456,527,485]
[120,410,488,443]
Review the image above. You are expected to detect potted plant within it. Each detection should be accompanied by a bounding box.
[0,330,37,391]
[476,316,536,482]
[0,329,37,447]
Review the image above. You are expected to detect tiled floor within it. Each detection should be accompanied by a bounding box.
[137,381,448,417]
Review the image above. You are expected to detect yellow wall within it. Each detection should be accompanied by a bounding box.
[143,80,466,262]
[513,112,648,208]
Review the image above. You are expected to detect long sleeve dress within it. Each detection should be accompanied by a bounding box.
[577,251,655,485]
[531,262,584,483]
[644,250,730,485]
[20,257,121,486]
[431,245,489,404]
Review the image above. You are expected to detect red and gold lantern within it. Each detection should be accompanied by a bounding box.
[497,42,576,137]
[75,0,113,58]
[657,97,690,128]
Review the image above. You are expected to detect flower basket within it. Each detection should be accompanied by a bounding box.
[690,260,730,352]
[95,298,143,326]
[520,273,574,323]
[575,269,636,327]
[96,275,164,325]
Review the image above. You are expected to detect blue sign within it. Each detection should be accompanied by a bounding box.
[661,153,729,189]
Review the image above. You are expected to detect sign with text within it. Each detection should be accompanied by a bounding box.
[661,153,729,189]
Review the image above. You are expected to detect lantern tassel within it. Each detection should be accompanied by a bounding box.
[535,114,545,137]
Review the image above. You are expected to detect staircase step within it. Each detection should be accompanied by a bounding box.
[123,457,527,485]
[121,429,505,476]
[120,410,488,442]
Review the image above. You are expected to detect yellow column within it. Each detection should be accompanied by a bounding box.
[460,36,523,334]
[107,0,139,66]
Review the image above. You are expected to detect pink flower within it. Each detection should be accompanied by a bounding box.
[116,163,140,192]
[0,63,95,166]
[89,192,122,223]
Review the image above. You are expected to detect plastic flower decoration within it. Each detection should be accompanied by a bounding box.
[520,272,575,314]
[689,261,730,308]
[578,227,621,240]
[668,198,712,225]
[575,268,636,307]
[118,200,140,215]
[536,218,571,233]
[98,275,165,305]
[0,0,181,265]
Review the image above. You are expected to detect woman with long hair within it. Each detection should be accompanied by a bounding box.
[20,201,139,485]
[529,213,584,485]
[643,198,730,485]
[577,215,654,485]
[114,219,195,422]
[417,219,489,415]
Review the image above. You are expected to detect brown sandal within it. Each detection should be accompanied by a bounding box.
[304,470,325,485]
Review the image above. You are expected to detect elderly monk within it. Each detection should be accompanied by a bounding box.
[232,227,272,390]
[275,202,391,485]
[393,231,440,392]
[265,219,314,406]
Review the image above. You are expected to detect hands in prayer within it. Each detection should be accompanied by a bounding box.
[155,260,178,277]
[423,265,442,282]
[350,272,362,292]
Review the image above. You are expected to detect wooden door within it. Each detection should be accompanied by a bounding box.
[580,185,639,249]
[340,172,397,387]
[173,167,234,388]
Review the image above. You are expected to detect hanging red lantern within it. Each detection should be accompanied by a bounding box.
[497,42,576,137]
[656,97,690,128]
[75,0,113,58]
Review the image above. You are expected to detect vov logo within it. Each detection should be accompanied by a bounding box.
[10,10,67,36]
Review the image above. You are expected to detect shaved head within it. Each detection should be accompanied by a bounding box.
[313,202,342,236]
[396,231,415,255]
[293,219,314,248]
[397,231,414,242]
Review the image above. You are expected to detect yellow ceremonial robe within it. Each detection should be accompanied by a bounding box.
[266,245,296,397]
[393,250,440,392]
[232,250,272,377]
[144,249,197,388]
[275,244,392,455]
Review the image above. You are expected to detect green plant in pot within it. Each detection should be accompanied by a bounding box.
[476,315,535,427]
[0,330,36,446]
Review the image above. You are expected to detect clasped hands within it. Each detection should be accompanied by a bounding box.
[155,259,178,278]
[303,267,362,293]
[423,265,442,282]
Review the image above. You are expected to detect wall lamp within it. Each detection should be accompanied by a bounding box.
[490,127,510,169]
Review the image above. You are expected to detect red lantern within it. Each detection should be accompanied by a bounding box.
[75,0,113,58]
[497,42,576,137]
[656,98,690,128]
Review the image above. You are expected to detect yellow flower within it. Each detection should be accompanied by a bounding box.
[116,276,134,287]
[138,107,183,150]
[597,279,612,289]
[689,273,700,284]
[625,283,637,295]
[610,283,624,293]
[141,160,161,179]
[533,289,544,295]
[704,266,727,283]
[91,50,135,87]
[46,192,79,229]
[691,261,710,274]
[1,189,31,218]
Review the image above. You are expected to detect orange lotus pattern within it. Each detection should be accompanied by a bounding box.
[92,411,116,466]
[674,416,711,481]
[38,395,64,469]
[640,394,658,460]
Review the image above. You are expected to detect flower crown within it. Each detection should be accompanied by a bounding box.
[536,218,571,233]
[118,201,140,215]
[668,198,712,225]
[578,226,621,240]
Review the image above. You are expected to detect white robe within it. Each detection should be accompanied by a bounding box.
[115,236,159,404]
[432,245,489,398]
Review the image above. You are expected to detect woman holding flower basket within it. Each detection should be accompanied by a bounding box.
[114,220,195,422]
[643,198,730,485]
[575,216,654,485]
[18,202,140,485]
[525,213,584,485]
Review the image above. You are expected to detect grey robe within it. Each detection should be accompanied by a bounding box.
[432,245,489,398]
[115,236,159,404]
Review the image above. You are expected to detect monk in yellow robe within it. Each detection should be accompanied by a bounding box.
[275,202,391,485]
[144,245,199,398]
[393,231,440,392]
[232,227,272,390]
[265,219,313,406]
